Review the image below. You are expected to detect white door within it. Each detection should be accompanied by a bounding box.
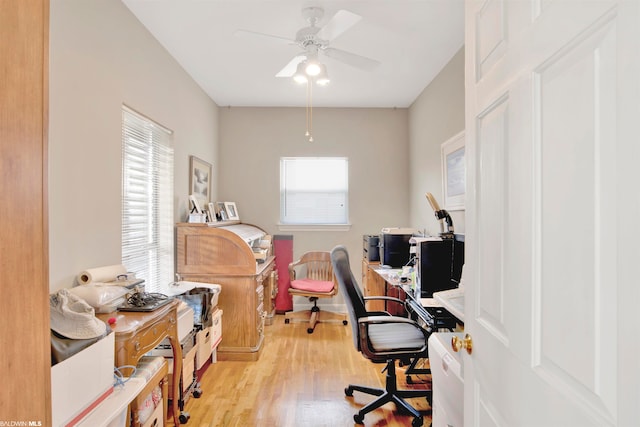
[464,0,639,426]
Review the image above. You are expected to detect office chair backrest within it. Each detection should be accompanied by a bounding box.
[330,245,367,351]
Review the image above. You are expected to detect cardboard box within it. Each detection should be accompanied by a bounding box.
[141,402,163,427]
[195,327,212,370]
[167,345,197,397]
[210,308,223,349]
[51,332,115,427]
[195,309,222,369]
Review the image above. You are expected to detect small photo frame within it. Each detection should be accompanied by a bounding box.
[441,131,466,211]
[216,201,228,221]
[189,194,202,214]
[207,202,218,223]
[189,156,212,209]
[224,202,239,220]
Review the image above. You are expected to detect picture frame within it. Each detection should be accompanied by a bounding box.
[207,202,218,223]
[441,131,466,211]
[189,156,212,209]
[189,194,203,214]
[215,201,228,221]
[224,201,240,220]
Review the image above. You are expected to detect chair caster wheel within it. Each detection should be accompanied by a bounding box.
[342,320,348,325]
[307,328,314,333]
[354,413,364,424]
[345,386,354,397]
[284,318,290,324]
[179,412,190,424]
[411,416,424,427]
[193,388,203,398]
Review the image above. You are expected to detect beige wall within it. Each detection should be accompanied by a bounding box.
[48,0,219,290]
[219,107,411,288]
[409,47,465,235]
[47,0,465,295]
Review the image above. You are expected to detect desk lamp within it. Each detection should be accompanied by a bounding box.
[425,192,454,238]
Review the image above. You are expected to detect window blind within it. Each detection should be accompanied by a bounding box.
[121,106,174,292]
[280,157,349,225]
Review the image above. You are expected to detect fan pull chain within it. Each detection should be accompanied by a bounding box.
[304,80,311,138]
[308,82,313,142]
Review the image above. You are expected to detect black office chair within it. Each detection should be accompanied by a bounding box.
[330,245,431,427]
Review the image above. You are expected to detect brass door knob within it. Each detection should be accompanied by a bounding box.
[451,333,473,355]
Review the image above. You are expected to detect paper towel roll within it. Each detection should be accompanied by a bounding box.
[77,264,127,285]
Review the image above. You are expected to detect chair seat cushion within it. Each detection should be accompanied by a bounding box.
[291,278,334,293]
[368,323,426,352]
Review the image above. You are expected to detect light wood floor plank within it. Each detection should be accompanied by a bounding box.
[167,314,432,427]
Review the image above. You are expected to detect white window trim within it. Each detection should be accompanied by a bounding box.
[277,223,352,232]
[280,156,350,226]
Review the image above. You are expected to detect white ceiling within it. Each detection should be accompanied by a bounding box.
[121,0,464,108]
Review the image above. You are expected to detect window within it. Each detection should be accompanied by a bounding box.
[280,157,349,225]
[121,106,174,292]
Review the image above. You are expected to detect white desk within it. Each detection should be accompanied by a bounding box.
[433,287,464,324]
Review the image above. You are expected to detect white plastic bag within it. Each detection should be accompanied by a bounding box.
[68,284,129,313]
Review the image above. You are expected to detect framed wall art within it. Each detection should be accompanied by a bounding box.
[441,131,466,211]
[189,155,211,209]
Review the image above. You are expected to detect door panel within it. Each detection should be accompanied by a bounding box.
[464,0,636,426]
[533,13,618,419]
[475,96,509,345]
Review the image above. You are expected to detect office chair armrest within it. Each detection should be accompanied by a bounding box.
[363,296,405,305]
[358,315,420,326]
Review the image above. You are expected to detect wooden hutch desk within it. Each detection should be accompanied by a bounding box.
[176,222,277,361]
[98,299,183,426]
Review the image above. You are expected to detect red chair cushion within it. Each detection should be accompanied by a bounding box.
[290,278,334,293]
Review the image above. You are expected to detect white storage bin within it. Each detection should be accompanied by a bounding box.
[51,333,115,427]
[176,304,195,341]
[428,332,464,427]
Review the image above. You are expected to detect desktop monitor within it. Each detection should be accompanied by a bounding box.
[379,232,413,267]
[416,234,464,298]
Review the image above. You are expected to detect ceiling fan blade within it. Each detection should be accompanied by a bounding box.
[234,29,295,45]
[323,47,380,71]
[316,9,362,41]
[275,55,306,77]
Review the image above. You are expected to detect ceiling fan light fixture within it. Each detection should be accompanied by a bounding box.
[304,59,322,76]
[315,64,330,86]
[293,61,309,84]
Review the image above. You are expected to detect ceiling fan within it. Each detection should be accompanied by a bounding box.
[234,6,381,81]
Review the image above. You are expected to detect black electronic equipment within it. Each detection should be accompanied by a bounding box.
[363,235,380,262]
[415,234,464,298]
[379,230,415,267]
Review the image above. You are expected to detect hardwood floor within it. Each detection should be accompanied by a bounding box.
[168,314,432,427]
